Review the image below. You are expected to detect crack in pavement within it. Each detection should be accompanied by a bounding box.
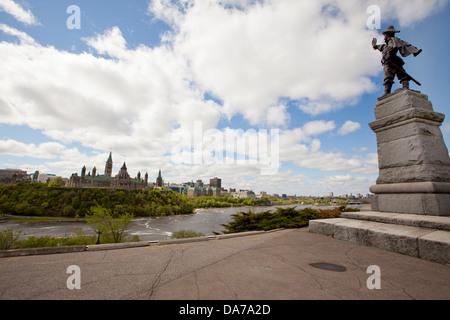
[148,248,175,299]
[194,271,200,300]
[217,275,239,300]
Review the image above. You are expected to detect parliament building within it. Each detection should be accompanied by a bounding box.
[68,153,148,190]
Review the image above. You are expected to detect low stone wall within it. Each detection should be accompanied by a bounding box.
[0,230,281,258]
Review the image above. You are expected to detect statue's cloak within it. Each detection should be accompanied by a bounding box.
[392,37,422,58]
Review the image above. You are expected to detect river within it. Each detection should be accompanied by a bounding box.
[0,204,362,242]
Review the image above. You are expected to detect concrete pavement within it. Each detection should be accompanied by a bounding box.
[0,226,449,300]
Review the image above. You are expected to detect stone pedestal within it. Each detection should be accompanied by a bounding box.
[369,89,450,216]
[309,89,450,264]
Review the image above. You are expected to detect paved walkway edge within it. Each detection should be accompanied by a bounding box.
[0,229,284,258]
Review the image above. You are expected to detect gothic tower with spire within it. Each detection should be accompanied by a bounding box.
[105,152,113,177]
[156,169,163,188]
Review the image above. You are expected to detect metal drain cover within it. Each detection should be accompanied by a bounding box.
[309,263,347,272]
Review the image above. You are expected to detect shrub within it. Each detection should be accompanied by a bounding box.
[220,206,355,234]
[14,232,98,249]
[11,230,139,249]
[15,236,62,248]
[170,229,205,239]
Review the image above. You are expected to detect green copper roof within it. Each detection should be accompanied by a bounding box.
[89,175,114,181]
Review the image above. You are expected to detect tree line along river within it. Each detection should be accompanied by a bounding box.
[0,204,362,242]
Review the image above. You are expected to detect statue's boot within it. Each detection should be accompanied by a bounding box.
[401,80,410,90]
[383,84,392,96]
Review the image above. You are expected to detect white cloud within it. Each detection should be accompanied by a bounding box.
[83,27,128,59]
[0,139,64,159]
[338,121,361,135]
[364,153,379,166]
[0,23,35,44]
[288,146,377,174]
[353,146,368,153]
[0,0,38,25]
[266,104,290,127]
[278,121,377,175]
[374,0,449,26]
[303,121,336,137]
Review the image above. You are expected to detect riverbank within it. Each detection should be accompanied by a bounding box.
[0,204,362,251]
[0,215,88,223]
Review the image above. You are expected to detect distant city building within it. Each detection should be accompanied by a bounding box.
[255,191,267,199]
[37,173,58,183]
[187,186,221,197]
[186,177,222,197]
[210,177,222,189]
[167,183,189,195]
[220,189,231,196]
[0,169,30,184]
[233,190,256,199]
[68,153,148,190]
[194,179,204,188]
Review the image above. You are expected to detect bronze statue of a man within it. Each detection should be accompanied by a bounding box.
[372,26,422,96]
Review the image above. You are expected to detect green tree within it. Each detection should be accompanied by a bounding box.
[0,182,195,218]
[86,206,134,243]
[0,228,24,250]
[48,177,63,187]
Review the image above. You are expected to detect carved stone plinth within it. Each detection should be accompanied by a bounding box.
[369,89,450,216]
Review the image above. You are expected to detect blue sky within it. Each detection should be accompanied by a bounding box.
[1,0,449,196]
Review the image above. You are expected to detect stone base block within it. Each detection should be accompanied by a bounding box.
[374,193,450,216]
[370,182,450,216]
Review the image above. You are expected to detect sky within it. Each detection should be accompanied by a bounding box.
[0,0,449,196]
